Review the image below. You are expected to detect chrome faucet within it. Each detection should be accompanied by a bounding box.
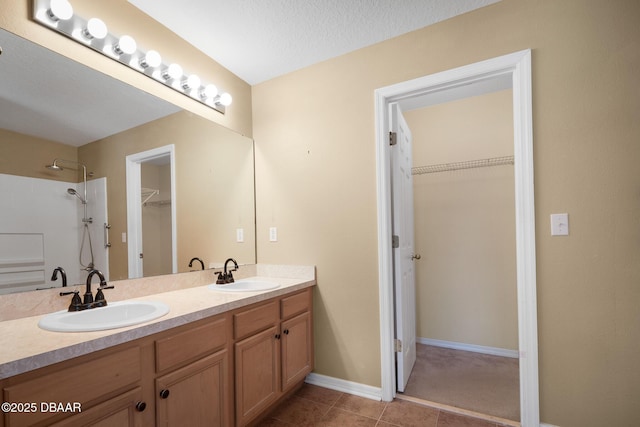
[216,258,239,284]
[51,267,67,287]
[188,257,205,270]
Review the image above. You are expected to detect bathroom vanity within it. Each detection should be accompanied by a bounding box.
[0,268,314,427]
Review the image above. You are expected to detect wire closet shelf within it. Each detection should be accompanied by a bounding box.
[412,155,514,175]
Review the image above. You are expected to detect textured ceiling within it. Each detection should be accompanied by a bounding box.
[128,0,501,85]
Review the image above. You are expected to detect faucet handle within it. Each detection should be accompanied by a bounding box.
[60,291,83,312]
[60,290,78,296]
[93,285,114,308]
[216,272,227,284]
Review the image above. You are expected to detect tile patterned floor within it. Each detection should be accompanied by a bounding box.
[258,384,515,427]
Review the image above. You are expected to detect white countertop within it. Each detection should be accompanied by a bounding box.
[0,275,315,380]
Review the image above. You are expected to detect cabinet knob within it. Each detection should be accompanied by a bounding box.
[135,401,146,412]
[275,333,281,340]
[283,329,289,335]
[159,389,170,399]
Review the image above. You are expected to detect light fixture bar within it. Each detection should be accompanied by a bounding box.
[32,0,231,114]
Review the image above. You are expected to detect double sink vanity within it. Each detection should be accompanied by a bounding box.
[0,264,315,426]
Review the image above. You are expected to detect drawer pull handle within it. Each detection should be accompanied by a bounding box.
[159,389,170,399]
[135,401,146,412]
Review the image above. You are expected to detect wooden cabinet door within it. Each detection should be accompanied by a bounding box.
[49,387,145,427]
[156,350,230,427]
[281,312,313,393]
[234,326,279,426]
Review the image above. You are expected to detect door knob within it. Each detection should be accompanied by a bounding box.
[411,254,421,260]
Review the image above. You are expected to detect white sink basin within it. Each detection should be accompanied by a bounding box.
[38,301,170,332]
[208,280,280,292]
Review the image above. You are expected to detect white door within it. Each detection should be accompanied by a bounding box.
[390,103,417,392]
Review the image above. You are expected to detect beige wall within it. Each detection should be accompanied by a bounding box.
[0,0,252,137]
[253,1,640,426]
[0,129,78,182]
[404,90,518,351]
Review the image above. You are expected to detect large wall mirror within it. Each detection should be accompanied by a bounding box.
[0,28,256,294]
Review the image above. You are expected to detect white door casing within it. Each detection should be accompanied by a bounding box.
[390,103,417,392]
[375,50,538,426]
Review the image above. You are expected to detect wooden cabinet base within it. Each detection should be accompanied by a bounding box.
[0,286,313,427]
[234,288,313,426]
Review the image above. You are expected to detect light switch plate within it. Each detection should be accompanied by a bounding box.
[236,228,244,242]
[550,213,569,236]
[269,227,277,242]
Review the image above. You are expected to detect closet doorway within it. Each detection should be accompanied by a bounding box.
[126,144,177,278]
[375,50,539,427]
[401,89,519,421]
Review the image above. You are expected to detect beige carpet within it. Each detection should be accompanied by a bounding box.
[402,344,520,421]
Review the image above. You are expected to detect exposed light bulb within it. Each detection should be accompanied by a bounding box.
[47,0,73,21]
[113,35,137,55]
[82,18,107,40]
[200,84,218,100]
[182,74,201,91]
[139,50,162,69]
[217,92,233,106]
[162,63,183,81]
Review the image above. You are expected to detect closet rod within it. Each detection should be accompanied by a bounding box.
[412,155,514,175]
[144,200,171,207]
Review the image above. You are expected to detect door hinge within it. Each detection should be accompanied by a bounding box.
[392,235,399,248]
[389,131,397,146]
[395,339,402,352]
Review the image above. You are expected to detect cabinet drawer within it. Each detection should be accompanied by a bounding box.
[156,315,227,373]
[281,289,311,320]
[4,346,141,427]
[234,301,278,340]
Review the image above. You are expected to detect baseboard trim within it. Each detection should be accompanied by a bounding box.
[418,337,519,359]
[540,424,560,427]
[305,373,382,401]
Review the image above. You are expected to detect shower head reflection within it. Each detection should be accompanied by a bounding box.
[67,188,86,204]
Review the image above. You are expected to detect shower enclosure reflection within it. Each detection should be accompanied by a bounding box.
[46,159,100,272]
[0,173,108,294]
